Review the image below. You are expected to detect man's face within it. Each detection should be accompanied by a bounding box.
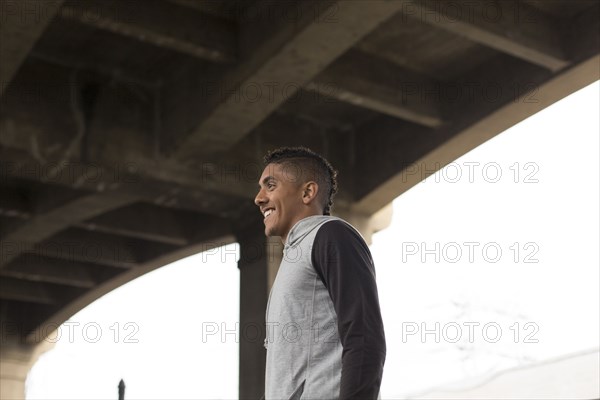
[255,163,305,239]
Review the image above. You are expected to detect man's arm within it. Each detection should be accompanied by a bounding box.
[311,220,386,399]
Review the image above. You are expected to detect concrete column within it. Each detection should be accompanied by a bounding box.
[0,336,55,399]
[333,203,393,245]
[236,219,282,400]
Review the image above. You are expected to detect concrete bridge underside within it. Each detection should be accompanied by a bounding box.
[0,1,598,398]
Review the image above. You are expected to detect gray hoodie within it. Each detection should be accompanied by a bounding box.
[264,215,386,399]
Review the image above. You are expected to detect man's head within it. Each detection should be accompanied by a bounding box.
[254,147,338,240]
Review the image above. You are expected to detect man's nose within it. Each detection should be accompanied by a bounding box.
[255,188,266,206]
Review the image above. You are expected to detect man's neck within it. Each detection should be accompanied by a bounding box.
[281,211,324,243]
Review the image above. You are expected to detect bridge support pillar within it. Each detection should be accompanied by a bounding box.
[236,220,282,400]
[0,336,55,399]
[333,203,393,245]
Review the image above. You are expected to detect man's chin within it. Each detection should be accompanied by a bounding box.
[264,224,281,238]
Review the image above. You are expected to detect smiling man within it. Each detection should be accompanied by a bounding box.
[255,147,386,400]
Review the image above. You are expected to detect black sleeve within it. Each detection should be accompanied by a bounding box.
[311,220,386,400]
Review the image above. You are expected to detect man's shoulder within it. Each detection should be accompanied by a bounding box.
[311,217,375,282]
[315,218,368,247]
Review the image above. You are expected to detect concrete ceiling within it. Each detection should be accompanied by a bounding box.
[0,0,598,343]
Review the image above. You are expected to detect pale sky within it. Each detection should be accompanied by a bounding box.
[26,81,599,399]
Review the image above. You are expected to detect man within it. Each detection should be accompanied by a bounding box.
[255,147,386,399]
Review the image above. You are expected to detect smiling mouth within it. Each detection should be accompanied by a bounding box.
[263,208,274,219]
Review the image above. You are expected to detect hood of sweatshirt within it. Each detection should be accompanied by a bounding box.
[284,215,341,250]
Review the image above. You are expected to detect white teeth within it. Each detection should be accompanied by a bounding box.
[264,209,273,218]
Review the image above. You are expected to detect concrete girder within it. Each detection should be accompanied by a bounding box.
[0,183,235,247]
[0,276,82,305]
[306,49,445,128]
[0,254,116,288]
[170,0,412,159]
[402,0,569,71]
[0,0,65,96]
[0,336,55,399]
[0,190,139,268]
[353,54,600,215]
[0,147,256,213]
[58,0,236,63]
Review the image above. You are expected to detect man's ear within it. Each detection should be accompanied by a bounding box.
[302,181,319,205]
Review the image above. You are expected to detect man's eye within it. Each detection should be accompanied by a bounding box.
[267,183,275,190]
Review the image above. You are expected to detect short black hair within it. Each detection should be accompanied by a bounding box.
[264,147,338,215]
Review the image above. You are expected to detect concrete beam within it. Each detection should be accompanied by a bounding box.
[566,2,600,62]
[0,255,98,288]
[349,53,555,211]
[81,204,229,246]
[166,0,238,20]
[22,227,181,268]
[77,204,191,246]
[58,0,236,63]
[403,0,569,71]
[353,54,600,215]
[0,147,256,211]
[171,0,409,158]
[0,191,139,268]
[306,50,444,127]
[0,200,228,247]
[28,50,158,88]
[0,0,64,96]
[0,277,66,305]
[0,336,55,399]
